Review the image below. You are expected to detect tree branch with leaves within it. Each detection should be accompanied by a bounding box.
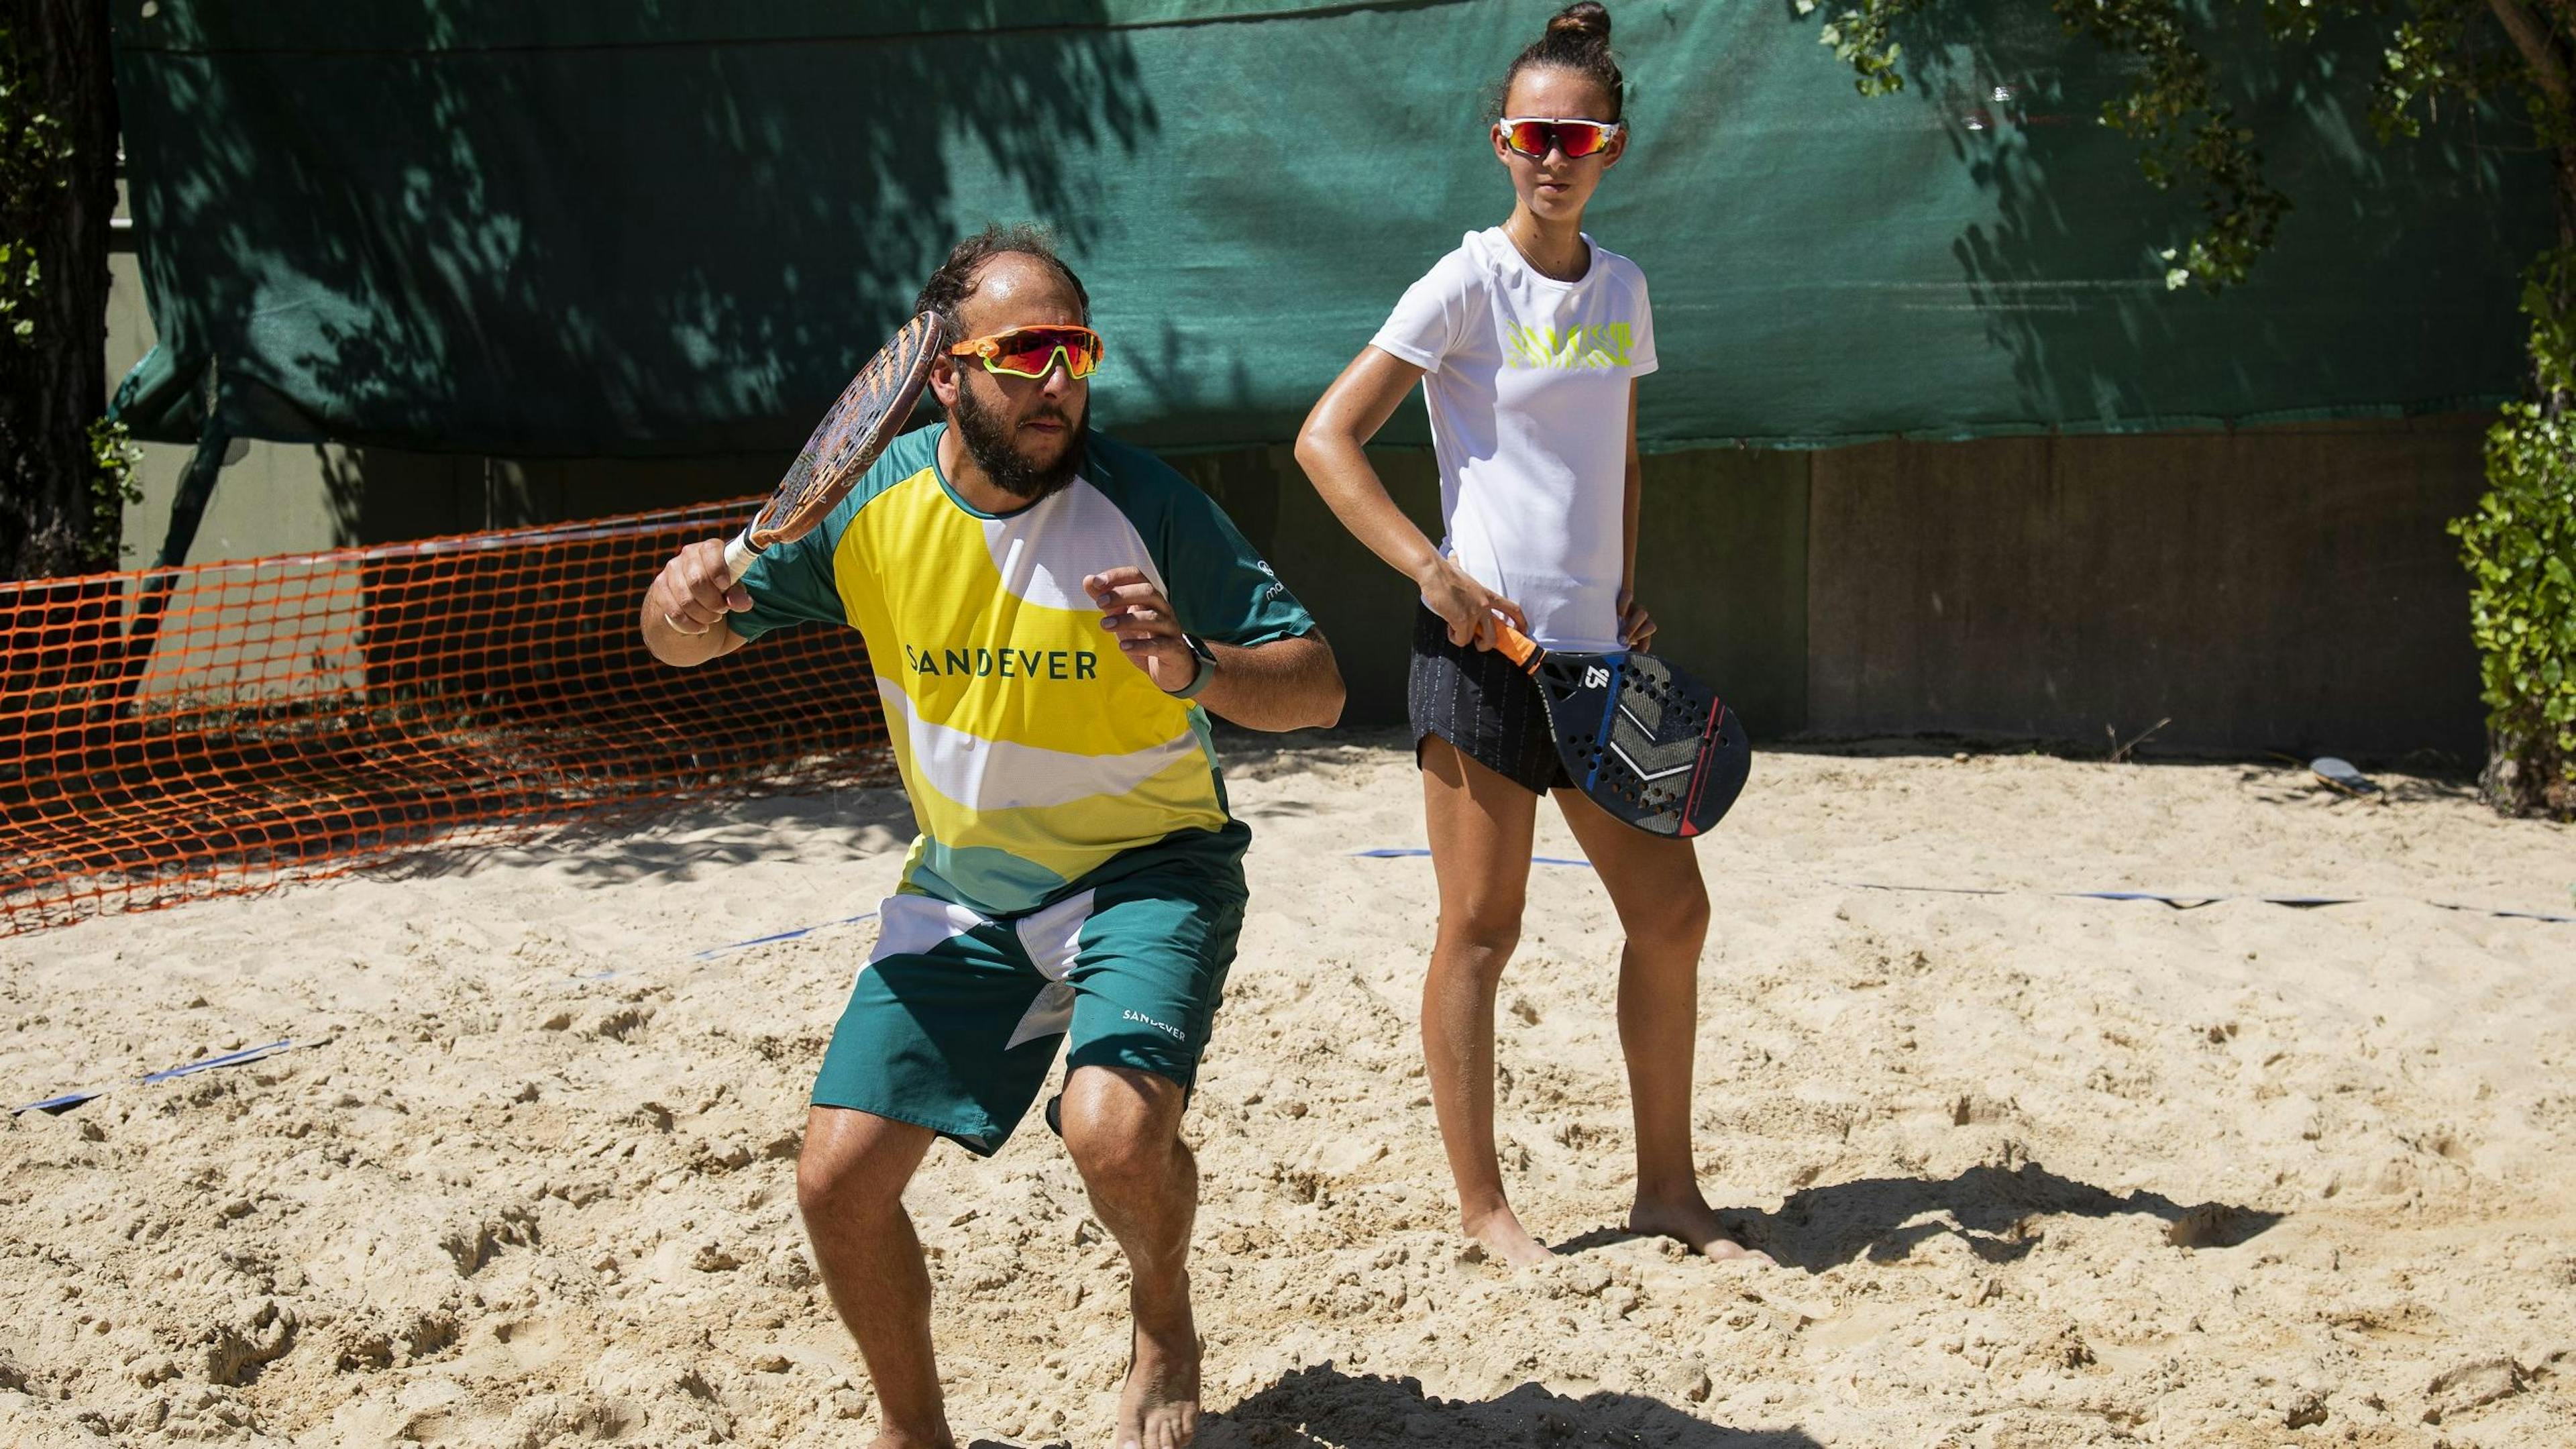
[1796,0,2576,816]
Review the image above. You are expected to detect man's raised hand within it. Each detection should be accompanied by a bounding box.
[1084,566,1198,694]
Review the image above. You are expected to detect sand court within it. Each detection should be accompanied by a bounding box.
[3,735,2571,1446]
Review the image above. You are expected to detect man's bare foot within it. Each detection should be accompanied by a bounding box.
[1629,1195,1776,1267]
[1116,1301,1201,1449]
[1462,1205,1556,1269]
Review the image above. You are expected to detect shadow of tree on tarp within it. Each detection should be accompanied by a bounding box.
[115,2,1158,458]
[1837,1,2546,431]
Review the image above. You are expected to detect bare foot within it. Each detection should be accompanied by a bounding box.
[1116,1299,1201,1449]
[865,1430,955,1449]
[1630,1195,1776,1267]
[1462,1205,1556,1269]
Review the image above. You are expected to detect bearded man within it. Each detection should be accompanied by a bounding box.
[639,225,1344,1449]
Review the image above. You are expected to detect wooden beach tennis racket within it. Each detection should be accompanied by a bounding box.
[720,312,941,580]
[1490,621,1752,838]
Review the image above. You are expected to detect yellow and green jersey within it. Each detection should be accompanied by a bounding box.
[731,423,1313,918]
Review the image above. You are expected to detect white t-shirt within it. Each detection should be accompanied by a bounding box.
[1370,227,1656,653]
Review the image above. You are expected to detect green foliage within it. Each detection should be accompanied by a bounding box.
[85,416,140,565]
[2452,250,2576,815]
[1791,0,1919,97]
[0,238,36,343]
[2347,0,2530,142]
[0,17,69,345]
[1796,1,2576,813]
[1790,1,2553,292]
[2527,249,2576,400]
[2060,0,2288,291]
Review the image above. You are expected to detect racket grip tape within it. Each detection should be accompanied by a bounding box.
[721,530,757,584]
[1489,619,1544,673]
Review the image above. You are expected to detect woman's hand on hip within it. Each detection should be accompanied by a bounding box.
[1617,590,1656,651]
[1415,556,1524,651]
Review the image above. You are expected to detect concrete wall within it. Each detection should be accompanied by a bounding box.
[1166,444,1814,745]
[1173,422,2493,761]
[1804,420,2491,760]
[105,246,2492,761]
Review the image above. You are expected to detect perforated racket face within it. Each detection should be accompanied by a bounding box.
[1532,648,1752,837]
[747,313,939,550]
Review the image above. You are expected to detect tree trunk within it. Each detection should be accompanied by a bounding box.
[2560,128,2576,258]
[0,0,122,580]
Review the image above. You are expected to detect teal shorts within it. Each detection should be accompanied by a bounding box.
[810,864,1245,1156]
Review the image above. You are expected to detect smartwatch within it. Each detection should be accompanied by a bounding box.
[1167,633,1218,699]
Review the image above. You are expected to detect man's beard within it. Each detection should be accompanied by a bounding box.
[951,384,1086,502]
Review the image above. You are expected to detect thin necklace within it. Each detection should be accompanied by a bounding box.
[1505,215,1587,282]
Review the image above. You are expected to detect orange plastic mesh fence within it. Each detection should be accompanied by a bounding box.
[1,498,894,936]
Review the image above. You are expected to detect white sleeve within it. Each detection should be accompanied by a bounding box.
[1625,272,1658,379]
[1368,252,1477,374]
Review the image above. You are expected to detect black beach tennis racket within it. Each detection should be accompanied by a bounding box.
[1491,621,1751,838]
[720,313,941,580]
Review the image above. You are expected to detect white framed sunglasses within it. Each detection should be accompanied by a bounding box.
[1495,115,1624,160]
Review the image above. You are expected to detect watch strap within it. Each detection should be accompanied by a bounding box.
[1167,634,1217,700]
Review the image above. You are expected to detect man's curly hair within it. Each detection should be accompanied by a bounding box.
[913,224,1091,350]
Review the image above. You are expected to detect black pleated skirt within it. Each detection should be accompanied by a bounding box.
[1405,603,1571,796]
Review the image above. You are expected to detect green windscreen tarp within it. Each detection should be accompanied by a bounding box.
[109,0,2553,455]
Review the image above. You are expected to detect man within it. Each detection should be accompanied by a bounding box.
[639,225,1344,1449]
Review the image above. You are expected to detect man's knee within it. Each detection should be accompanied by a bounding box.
[1057,1067,1184,1189]
[795,1108,926,1224]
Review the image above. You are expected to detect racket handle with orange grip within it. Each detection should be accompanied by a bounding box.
[1487,618,1546,674]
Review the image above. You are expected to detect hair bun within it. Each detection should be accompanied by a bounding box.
[1546,2,1611,44]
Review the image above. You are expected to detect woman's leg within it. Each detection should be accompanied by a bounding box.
[1554,788,1774,1265]
[1419,735,1552,1266]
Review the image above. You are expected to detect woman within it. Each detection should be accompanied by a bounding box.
[1295,1,1770,1269]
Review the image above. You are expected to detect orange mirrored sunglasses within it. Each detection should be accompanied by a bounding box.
[1496,116,1623,160]
[949,325,1106,380]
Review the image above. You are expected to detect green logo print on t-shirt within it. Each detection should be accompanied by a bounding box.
[1503,321,1633,370]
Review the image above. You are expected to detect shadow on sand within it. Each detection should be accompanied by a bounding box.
[1556,1159,2282,1271]
[965,1362,1823,1449]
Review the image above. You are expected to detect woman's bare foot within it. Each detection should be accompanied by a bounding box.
[866,1432,955,1449]
[1629,1195,1776,1267]
[1116,1301,1201,1449]
[1462,1205,1556,1268]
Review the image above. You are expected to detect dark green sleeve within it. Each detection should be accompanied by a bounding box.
[727,528,845,641]
[1151,478,1316,649]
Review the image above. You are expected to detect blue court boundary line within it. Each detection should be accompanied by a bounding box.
[13,1038,303,1117]
[15,906,892,1116]
[16,899,895,1113]
[1352,847,1593,869]
[693,909,880,959]
[1349,848,2575,924]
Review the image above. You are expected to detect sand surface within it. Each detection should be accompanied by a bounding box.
[3,735,2572,1447]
